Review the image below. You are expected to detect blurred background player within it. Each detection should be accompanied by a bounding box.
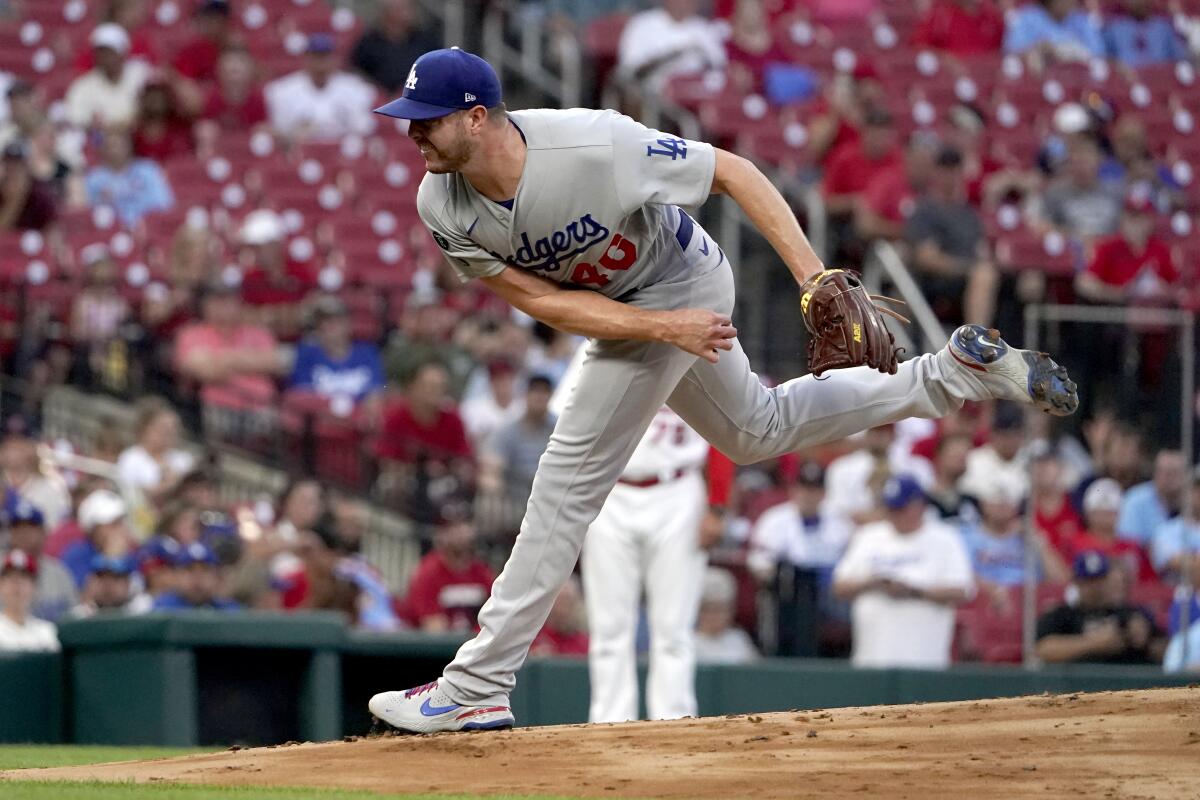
[556,345,733,722]
[581,405,731,722]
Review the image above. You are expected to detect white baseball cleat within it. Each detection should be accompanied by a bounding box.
[944,324,1079,416]
[368,681,515,734]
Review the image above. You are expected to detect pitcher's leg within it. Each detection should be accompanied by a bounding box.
[440,338,699,706]
[667,336,971,464]
[644,475,707,721]
[582,488,642,723]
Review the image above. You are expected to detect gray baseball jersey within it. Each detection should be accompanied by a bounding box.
[416,108,721,295]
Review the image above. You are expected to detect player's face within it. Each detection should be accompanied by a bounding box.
[408,112,473,173]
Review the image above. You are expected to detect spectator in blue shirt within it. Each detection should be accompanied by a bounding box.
[288,295,384,414]
[1104,0,1186,68]
[1118,450,1186,545]
[152,542,241,611]
[1004,0,1105,61]
[960,478,1068,610]
[1150,468,1200,581]
[84,125,174,226]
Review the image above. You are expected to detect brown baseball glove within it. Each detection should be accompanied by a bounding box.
[799,269,908,377]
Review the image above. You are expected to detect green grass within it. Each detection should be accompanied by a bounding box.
[0,746,217,770]
[0,746,583,800]
[0,782,575,800]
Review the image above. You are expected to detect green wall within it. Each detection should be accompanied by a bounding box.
[0,612,1192,746]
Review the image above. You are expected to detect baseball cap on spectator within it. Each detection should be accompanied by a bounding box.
[795,460,826,488]
[1123,193,1155,215]
[1083,478,1123,513]
[138,536,182,573]
[80,243,112,268]
[174,541,218,568]
[863,107,894,128]
[374,47,503,121]
[240,209,285,245]
[852,61,881,81]
[196,0,231,15]
[882,474,925,510]
[935,145,964,169]
[701,566,737,606]
[1053,102,1091,136]
[307,33,336,55]
[90,23,131,54]
[89,553,133,576]
[7,80,33,100]
[78,489,127,531]
[991,400,1025,431]
[4,494,44,527]
[1073,549,1110,580]
[1,549,37,577]
[486,358,516,379]
[974,475,1024,506]
[309,295,347,327]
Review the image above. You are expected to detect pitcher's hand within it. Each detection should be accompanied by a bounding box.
[662,309,736,363]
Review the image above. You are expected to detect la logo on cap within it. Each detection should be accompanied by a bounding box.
[405,65,418,91]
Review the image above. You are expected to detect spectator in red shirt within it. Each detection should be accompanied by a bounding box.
[724,0,791,94]
[402,515,494,632]
[913,0,1006,57]
[131,80,194,162]
[1031,447,1084,560]
[238,209,316,342]
[856,131,939,241]
[376,360,475,521]
[531,577,589,657]
[1076,195,1180,305]
[377,360,472,466]
[1069,478,1157,585]
[821,107,901,216]
[200,47,269,132]
[172,0,236,83]
[175,282,285,436]
[807,61,885,165]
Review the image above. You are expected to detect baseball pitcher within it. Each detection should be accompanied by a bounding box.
[368,48,1078,733]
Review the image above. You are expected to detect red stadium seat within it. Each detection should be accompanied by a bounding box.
[994,230,1078,276]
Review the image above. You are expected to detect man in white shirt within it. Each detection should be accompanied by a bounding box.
[617,0,726,93]
[749,460,850,579]
[833,474,974,669]
[265,33,377,143]
[0,550,59,652]
[461,359,521,448]
[824,424,935,525]
[749,460,852,656]
[960,400,1029,501]
[64,23,152,129]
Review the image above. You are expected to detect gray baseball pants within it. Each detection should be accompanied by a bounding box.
[441,244,994,707]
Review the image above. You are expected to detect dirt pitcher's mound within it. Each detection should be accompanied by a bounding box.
[7,687,1200,799]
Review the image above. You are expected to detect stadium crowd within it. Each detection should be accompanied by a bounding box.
[0,0,1196,673]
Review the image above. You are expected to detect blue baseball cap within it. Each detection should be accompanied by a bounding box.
[882,474,925,510]
[4,493,43,527]
[89,554,133,576]
[1073,549,1110,580]
[374,47,502,121]
[174,541,218,568]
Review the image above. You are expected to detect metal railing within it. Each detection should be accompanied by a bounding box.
[481,3,584,109]
[1021,303,1197,669]
[860,240,949,356]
